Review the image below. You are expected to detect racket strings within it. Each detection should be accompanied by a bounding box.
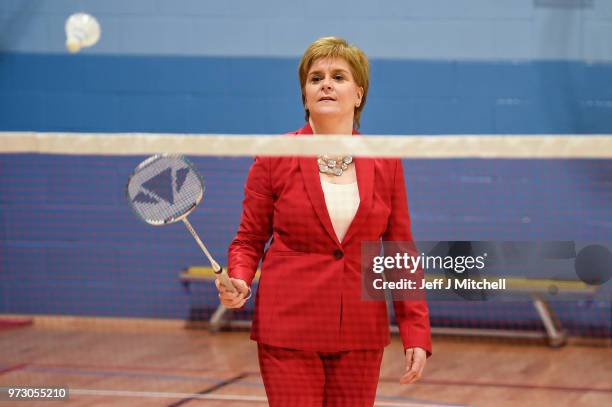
[127,155,204,224]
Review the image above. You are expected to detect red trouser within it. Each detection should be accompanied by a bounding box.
[257,343,384,407]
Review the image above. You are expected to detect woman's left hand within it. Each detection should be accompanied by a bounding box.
[399,347,427,385]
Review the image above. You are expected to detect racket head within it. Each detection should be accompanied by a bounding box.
[126,154,204,226]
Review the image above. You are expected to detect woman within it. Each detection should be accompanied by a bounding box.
[216,36,431,406]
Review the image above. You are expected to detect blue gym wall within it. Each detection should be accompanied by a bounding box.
[2,0,612,133]
[0,1,610,330]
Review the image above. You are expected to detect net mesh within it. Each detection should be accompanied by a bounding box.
[0,132,610,342]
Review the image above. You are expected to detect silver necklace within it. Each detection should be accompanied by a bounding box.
[317,155,353,176]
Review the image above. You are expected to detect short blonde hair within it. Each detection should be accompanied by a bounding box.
[298,37,370,129]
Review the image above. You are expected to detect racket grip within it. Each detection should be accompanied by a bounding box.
[216,266,237,293]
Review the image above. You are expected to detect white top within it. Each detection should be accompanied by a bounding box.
[320,179,360,242]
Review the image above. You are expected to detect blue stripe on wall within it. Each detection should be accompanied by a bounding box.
[1,53,612,134]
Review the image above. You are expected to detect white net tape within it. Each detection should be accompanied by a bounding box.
[1,131,611,158]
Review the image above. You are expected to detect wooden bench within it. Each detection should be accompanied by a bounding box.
[180,267,598,346]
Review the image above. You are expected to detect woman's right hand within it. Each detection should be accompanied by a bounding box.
[215,277,251,308]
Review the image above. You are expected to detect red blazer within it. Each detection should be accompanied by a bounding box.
[228,123,432,355]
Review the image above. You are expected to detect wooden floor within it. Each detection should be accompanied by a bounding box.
[0,317,610,407]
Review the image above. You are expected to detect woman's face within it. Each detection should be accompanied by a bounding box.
[303,57,363,124]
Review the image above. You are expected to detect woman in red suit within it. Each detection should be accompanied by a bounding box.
[217,36,431,406]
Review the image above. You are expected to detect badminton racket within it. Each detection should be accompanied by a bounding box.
[126,154,236,294]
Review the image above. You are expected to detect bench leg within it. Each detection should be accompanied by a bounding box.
[208,304,230,333]
[532,293,567,347]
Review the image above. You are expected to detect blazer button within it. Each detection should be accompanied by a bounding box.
[333,249,344,260]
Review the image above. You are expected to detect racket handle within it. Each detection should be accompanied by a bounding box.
[181,218,237,293]
[216,266,237,293]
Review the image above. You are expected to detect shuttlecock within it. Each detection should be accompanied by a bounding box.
[65,13,101,53]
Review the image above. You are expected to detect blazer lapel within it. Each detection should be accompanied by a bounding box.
[341,157,374,245]
[296,122,341,246]
[299,156,341,246]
